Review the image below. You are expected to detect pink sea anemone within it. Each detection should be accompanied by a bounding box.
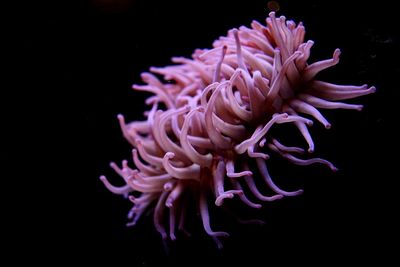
[100,12,375,248]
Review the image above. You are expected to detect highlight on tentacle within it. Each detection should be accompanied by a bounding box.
[100,12,375,248]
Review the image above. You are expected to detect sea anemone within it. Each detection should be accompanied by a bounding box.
[100,12,375,248]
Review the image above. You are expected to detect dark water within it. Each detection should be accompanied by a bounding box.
[11,0,398,265]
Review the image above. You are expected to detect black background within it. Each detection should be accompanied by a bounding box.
[11,0,398,265]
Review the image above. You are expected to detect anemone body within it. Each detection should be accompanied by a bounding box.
[100,12,375,248]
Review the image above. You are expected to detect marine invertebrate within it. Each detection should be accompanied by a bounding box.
[100,12,375,248]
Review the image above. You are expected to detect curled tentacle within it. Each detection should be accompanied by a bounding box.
[162,152,201,180]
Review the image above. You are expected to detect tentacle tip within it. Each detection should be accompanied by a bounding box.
[218,232,230,238]
[109,162,117,168]
[117,114,124,120]
[99,175,106,181]
[170,234,176,241]
[325,123,332,129]
[259,139,267,147]
[269,11,276,18]
[215,199,223,206]
[308,147,314,153]
[164,184,173,191]
[334,48,341,58]
[171,56,180,62]
[126,222,136,227]
[356,105,364,111]
[286,189,304,197]
[331,166,339,172]
[215,194,234,206]
[164,152,175,159]
[370,86,377,93]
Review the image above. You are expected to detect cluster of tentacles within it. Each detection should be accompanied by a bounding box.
[100,12,375,248]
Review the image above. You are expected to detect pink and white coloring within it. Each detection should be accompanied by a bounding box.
[100,12,375,248]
